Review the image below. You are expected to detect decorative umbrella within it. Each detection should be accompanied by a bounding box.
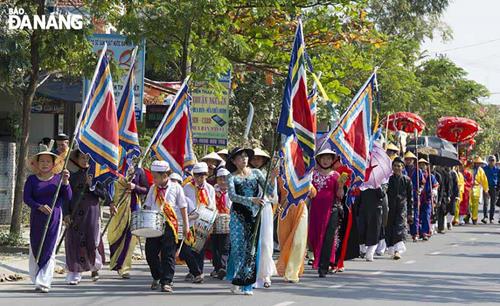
[360,142,392,190]
[436,116,480,143]
[382,112,426,134]
[407,136,460,167]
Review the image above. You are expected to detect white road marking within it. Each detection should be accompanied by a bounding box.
[429,251,441,255]
[272,302,296,306]
[404,260,416,264]
[470,237,478,241]
[370,271,383,275]
[484,233,490,236]
[329,284,345,289]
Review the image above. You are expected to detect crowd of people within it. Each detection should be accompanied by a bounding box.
[24,133,499,295]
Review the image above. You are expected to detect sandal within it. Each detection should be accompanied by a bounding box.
[121,273,130,279]
[91,271,99,282]
[161,284,173,293]
[151,280,160,290]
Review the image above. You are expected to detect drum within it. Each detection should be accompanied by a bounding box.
[131,210,165,238]
[191,206,217,253]
[213,213,230,234]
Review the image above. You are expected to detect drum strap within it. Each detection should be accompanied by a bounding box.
[154,186,179,243]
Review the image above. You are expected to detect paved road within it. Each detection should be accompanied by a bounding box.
[1,223,500,306]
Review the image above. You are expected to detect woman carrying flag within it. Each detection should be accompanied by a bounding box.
[64,149,109,284]
[250,148,277,288]
[24,145,71,293]
[226,147,277,295]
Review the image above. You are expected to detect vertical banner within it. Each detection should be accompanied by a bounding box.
[191,71,231,146]
[84,34,146,121]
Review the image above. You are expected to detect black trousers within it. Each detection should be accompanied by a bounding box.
[211,233,230,271]
[484,188,498,220]
[145,226,201,285]
[437,202,447,231]
[358,202,383,246]
[319,206,340,275]
[191,245,207,273]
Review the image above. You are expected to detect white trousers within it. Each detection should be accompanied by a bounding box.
[376,239,387,255]
[65,271,82,283]
[387,241,407,256]
[29,214,62,289]
[255,201,277,288]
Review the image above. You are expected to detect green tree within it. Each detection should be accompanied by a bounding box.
[0,0,113,236]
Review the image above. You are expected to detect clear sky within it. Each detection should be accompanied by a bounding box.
[422,0,500,105]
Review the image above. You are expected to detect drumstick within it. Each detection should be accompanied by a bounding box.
[176,239,184,258]
[137,237,145,259]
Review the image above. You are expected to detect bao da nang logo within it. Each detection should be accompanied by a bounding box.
[7,7,83,30]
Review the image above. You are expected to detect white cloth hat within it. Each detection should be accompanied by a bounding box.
[201,152,223,162]
[151,160,170,172]
[169,172,183,182]
[216,168,230,177]
[193,162,209,174]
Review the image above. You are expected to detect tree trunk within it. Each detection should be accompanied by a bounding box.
[9,1,43,236]
[180,21,192,80]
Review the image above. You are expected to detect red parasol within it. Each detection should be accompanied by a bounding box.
[436,116,480,143]
[382,112,426,134]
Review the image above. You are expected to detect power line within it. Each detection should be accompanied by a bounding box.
[437,38,500,53]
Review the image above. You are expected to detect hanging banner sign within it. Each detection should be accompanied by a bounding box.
[191,71,231,146]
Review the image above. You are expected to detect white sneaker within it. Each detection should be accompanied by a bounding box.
[243,290,254,296]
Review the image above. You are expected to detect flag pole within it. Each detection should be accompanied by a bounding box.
[137,75,191,168]
[36,44,108,264]
[384,112,390,149]
[414,128,421,213]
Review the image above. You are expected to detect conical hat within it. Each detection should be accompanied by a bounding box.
[252,148,270,159]
[404,151,417,159]
[386,143,400,152]
[29,144,64,175]
[216,149,228,156]
[473,156,485,164]
[418,158,429,164]
[315,148,337,158]
[201,152,223,162]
